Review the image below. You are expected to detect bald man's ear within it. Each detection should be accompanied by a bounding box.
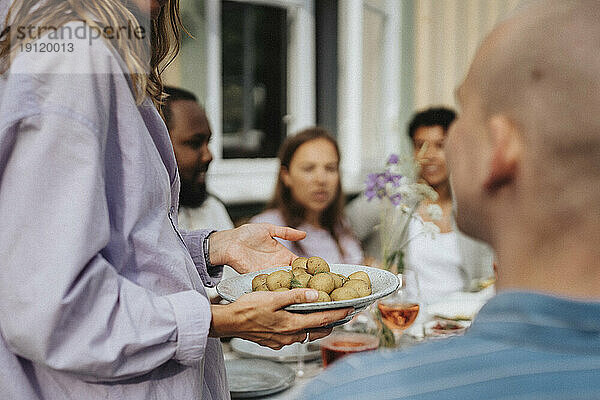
[484,115,522,193]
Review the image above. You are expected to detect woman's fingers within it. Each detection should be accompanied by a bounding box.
[268,288,319,310]
[260,289,353,330]
[268,224,306,241]
[289,308,353,330]
[245,327,334,349]
[307,328,333,342]
[242,331,312,350]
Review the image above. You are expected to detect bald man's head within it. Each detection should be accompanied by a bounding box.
[471,0,600,164]
[448,0,600,241]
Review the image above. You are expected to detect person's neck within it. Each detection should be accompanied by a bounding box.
[304,210,322,228]
[432,180,452,203]
[494,219,600,301]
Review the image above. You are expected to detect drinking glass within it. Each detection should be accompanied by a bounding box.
[376,269,421,343]
[320,332,380,367]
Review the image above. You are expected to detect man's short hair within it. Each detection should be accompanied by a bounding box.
[408,107,457,139]
[162,86,199,129]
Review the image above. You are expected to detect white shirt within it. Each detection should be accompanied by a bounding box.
[178,195,235,232]
[404,217,464,305]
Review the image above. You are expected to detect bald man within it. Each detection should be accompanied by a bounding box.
[300,1,600,399]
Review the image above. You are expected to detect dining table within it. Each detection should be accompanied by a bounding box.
[222,285,495,399]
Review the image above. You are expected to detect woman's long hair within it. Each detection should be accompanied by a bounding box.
[0,0,182,107]
[268,127,350,257]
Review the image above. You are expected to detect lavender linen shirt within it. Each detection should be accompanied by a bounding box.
[0,22,228,399]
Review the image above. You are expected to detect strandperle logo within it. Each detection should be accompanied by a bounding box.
[15,21,147,46]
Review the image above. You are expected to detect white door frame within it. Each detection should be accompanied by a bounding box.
[337,0,403,193]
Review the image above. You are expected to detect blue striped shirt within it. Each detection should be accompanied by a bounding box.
[300,291,600,400]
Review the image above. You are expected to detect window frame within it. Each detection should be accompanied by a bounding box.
[337,0,404,194]
[205,0,315,205]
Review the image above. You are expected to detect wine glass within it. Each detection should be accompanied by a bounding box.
[294,333,324,378]
[377,269,421,344]
[295,340,308,377]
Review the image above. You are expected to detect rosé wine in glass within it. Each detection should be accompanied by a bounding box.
[377,302,420,332]
[320,332,380,367]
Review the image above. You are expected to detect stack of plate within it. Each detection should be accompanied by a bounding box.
[230,338,321,362]
[225,359,295,399]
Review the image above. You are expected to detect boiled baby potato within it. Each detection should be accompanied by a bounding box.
[337,273,349,285]
[308,274,335,294]
[308,273,335,294]
[291,257,308,270]
[292,267,308,277]
[253,283,269,291]
[266,270,293,291]
[252,274,268,290]
[306,256,330,275]
[343,279,372,297]
[330,286,360,301]
[328,272,344,289]
[348,271,371,286]
[291,272,311,288]
[316,291,332,302]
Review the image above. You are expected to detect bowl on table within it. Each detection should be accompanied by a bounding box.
[217,264,399,326]
[424,319,470,339]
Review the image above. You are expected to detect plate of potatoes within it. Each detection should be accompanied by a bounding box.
[216,256,399,313]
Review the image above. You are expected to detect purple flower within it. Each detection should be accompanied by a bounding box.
[365,188,377,201]
[365,173,378,190]
[376,175,387,189]
[364,164,404,201]
[384,169,398,183]
[390,193,403,206]
[365,173,383,201]
[387,154,399,165]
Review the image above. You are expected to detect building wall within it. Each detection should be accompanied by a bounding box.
[412,0,521,110]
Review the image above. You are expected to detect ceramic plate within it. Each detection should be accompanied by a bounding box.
[217,264,399,313]
[230,338,321,362]
[225,359,295,398]
[426,298,486,321]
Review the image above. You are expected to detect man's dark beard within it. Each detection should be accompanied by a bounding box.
[179,179,208,208]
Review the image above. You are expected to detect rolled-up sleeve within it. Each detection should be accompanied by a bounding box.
[181,229,224,287]
[165,290,212,365]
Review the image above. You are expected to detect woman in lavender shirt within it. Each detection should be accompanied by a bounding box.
[251,127,364,265]
[0,1,350,399]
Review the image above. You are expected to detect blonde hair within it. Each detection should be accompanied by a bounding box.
[0,0,182,107]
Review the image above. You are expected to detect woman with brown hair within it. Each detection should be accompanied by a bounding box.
[0,1,350,399]
[251,127,363,265]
